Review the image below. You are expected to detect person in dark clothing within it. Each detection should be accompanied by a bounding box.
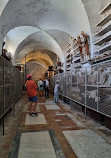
[44,78,49,98]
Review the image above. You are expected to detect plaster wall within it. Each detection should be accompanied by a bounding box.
[0,0,9,16]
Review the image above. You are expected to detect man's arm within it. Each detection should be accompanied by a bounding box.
[34,82,37,89]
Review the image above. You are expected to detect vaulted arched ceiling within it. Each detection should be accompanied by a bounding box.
[20,51,54,69]
[0,0,110,79]
[26,59,46,70]
[14,30,64,62]
[0,0,92,55]
[0,0,110,61]
[6,27,70,61]
[26,60,46,81]
[0,0,91,35]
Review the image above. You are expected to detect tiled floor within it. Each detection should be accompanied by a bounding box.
[45,104,61,110]
[63,129,111,158]
[25,114,47,125]
[1,95,111,158]
[18,131,57,158]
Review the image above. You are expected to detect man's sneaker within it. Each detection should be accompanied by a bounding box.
[32,112,39,116]
[29,113,32,116]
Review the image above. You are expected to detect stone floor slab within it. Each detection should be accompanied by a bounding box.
[55,119,61,122]
[66,113,84,127]
[56,114,67,116]
[25,114,47,125]
[18,131,57,158]
[38,103,45,105]
[45,101,57,104]
[63,129,111,158]
[45,105,60,110]
[56,113,84,127]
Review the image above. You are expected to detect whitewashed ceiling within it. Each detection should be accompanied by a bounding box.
[0,0,93,78]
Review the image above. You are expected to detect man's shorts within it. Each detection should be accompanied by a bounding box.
[29,96,37,102]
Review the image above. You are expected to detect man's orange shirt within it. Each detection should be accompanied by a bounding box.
[26,80,37,97]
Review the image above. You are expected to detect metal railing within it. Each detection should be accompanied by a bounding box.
[0,56,23,134]
[49,60,111,118]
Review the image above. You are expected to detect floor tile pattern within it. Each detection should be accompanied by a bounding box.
[45,104,60,110]
[6,96,111,158]
[18,131,57,158]
[63,129,111,158]
[25,114,47,125]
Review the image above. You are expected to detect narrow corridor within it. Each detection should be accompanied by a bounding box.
[0,94,111,158]
[0,1,111,157]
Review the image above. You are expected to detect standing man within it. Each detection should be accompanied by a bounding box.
[38,78,43,90]
[54,80,60,103]
[26,75,38,116]
[44,78,49,98]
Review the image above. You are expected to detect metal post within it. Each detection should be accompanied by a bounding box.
[97,65,99,111]
[13,68,15,117]
[12,104,14,117]
[77,70,78,97]
[62,73,63,101]
[24,55,26,83]
[70,71,72,109]
[85,68,87,117]
[2,116,4,135]
[3,59,5,135]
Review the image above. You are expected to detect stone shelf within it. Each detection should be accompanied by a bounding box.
[74,63,81,68]
[96,13,111,26]
[66,66,71,71]
[98,85,111,88]
[94,30,111,45]
[66,47,71,53]
[99,2,111,14]
[66,58,71,62]
[73,46,79,52]
[94,42,111,54]
[73,41,77,47]
[89,54,111,64]
[73,56,81,62]
[86,85,111,88]
[95,21,111,36]
[65,53,70,56]
[86,85,97,87]
[73,51,81,57]
[65,54,70,59]
[66,63,70,66]
[66,69,70,71]
[80,60,89,64]
[66,42,71,48]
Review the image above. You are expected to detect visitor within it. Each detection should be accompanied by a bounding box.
[26,75,38,116]
[54,80,60,103]
[44,78,49,98]
[38,79,43,90]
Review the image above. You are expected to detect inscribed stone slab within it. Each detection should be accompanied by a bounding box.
[45,101,57,104]
[45,105,60,110]
[63,129,111,158]
[18,131,57,158]
[56,113,84,127]
[25,114,47,125]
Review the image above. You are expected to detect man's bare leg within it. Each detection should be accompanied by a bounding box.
[32,101,39,116]
[29,101,33,114]
[33,101,37,112]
